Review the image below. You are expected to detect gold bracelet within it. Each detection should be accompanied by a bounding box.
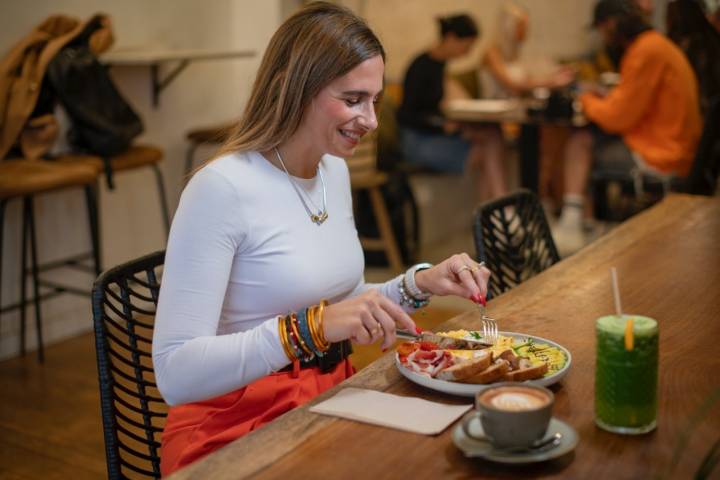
[308,304,329,352]
[316,300,330,348]
[278,316,296,361]
[307,305,321,349]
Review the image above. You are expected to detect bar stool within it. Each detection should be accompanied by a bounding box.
[347,136,404,274]
[59,145,171,234]
[185,123,233,177]
[0,158,101,361]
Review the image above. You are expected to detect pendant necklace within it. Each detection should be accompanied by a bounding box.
[274,147,328,225]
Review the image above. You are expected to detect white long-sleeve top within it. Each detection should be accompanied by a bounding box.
[152,151,407,406]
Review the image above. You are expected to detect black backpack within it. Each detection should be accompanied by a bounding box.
[46,15,143,185]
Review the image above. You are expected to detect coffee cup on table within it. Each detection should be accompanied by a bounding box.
[461,383,554,449]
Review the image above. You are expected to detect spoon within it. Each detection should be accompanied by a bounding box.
[492,432,563,454]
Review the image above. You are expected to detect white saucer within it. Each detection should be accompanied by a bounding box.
[452,417,578,464]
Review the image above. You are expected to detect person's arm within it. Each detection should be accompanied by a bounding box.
[580,42,664,134]
[347,254,491,314]
[484,46,573,94]
[483,46,528,95]
[152,167,290,406]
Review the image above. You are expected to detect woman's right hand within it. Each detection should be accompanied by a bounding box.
[322,290,417,351]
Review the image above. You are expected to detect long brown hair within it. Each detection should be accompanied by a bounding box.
[215,2,385,159]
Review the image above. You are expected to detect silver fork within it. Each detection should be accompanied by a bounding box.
[481,315,498,345]
[476,295,498,345]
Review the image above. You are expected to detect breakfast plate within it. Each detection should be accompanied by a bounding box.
[395,331,571,398]
[453,416,579,463]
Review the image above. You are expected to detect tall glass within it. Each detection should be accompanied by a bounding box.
[595,314,658,434]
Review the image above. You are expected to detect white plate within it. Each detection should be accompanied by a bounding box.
[453,416,578,463]
[446,98,521,114]
[395,331,571,397]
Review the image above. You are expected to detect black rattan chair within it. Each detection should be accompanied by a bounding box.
[91,250,167,479]
[473,189,560,299]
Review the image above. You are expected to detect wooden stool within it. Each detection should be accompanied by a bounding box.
[185,123,233,176]
[0,159,101,362]
[59,145,170,234]
[348,135,404,274]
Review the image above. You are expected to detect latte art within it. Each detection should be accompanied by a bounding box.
[490,392,546,411]
[479,386,551,411]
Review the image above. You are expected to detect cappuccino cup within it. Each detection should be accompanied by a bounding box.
[461,383,554,449]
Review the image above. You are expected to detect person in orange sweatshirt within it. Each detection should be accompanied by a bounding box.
[554,0,701,254]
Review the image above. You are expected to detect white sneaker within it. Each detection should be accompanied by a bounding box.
[552,220,586,257]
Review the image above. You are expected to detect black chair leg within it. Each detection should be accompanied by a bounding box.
[25,197,44,363]
[151,164,171,235]
[84,185,102,276]
[20,198,28,356]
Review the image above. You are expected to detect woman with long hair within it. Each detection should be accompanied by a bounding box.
[153,2,490,475]
[481,2,575,215]
[481,2,573,99]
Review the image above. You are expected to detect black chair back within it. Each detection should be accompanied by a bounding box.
[473,190,560,298]
[681,95,720,195]
[91,250,167,479]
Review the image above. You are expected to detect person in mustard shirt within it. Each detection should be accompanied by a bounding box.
[554,0,701,254]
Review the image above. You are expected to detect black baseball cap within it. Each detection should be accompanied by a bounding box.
[591,0,633,27]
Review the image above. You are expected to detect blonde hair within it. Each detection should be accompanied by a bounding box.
[494,2,529,62]
[215,2,384,160]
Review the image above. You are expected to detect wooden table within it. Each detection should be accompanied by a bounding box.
[171,194,720,479]
[444,98,587,127]
[444,98,587,195]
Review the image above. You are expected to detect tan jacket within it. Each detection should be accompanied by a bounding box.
[0,14,113,160]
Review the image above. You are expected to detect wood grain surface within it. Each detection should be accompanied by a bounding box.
[170,194,720,480]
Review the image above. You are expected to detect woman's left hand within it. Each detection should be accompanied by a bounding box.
[414,253,490,301]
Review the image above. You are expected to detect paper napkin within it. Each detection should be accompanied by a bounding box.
[309,387,472,435]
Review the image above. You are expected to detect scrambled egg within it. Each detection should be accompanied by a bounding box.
[441,330,567,376]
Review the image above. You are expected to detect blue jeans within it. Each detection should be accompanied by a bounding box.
[399,127,470,174]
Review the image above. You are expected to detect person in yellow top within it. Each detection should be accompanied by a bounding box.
[554,0,702,254]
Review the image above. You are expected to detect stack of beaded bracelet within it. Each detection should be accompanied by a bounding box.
[278,300,331,361]
[398,275,430,309]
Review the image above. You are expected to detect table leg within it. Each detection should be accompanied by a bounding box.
[519,124,539,193]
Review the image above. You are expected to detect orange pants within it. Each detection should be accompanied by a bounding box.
[160,359,353,476]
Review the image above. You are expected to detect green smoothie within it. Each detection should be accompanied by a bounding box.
[595,314,658,434]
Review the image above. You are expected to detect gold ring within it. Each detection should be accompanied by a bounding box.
[456,265,472,275]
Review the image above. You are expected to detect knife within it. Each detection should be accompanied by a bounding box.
[396,328,492,349]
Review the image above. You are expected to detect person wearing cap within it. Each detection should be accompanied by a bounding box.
[553,0,701,254]
[397,14,509,200]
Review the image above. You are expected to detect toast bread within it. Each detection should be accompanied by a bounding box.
[461,359,511,384]
[435,351,492,381]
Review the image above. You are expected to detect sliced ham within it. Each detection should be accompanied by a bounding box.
[405,349,455,377]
